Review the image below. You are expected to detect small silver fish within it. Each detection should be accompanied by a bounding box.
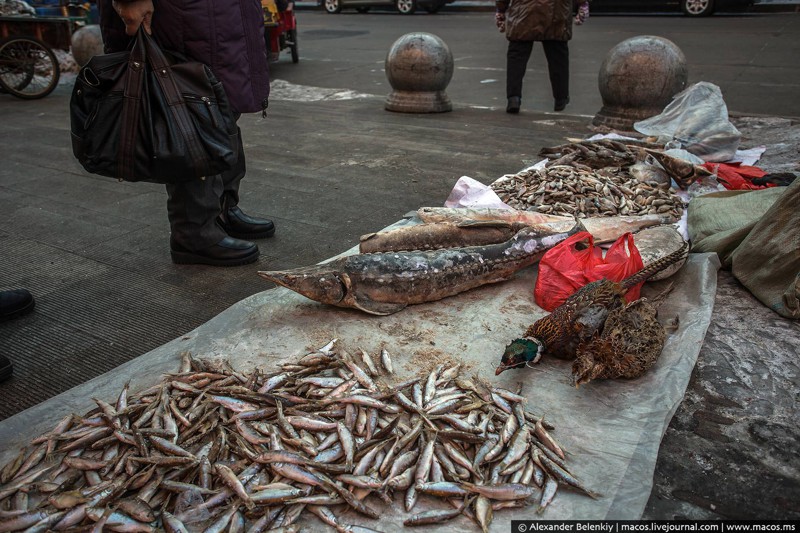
[380,348,394,374]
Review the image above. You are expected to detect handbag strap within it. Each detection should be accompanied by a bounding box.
[118,33,146,181]
[141,30,215,177]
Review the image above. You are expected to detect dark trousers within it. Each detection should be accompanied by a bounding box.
[166,118,245,251]
[506,39,569,102]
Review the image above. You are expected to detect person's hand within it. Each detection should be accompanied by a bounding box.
[495,12,506,33]
[574,1,589,25]
[112,0,154,36]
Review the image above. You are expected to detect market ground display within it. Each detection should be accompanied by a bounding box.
[0,230,720,529]
[4,82,800,518]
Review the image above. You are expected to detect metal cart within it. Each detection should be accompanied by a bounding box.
[0,13,83,99]
[262,0,298,64]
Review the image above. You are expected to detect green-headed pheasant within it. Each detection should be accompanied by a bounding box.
[495,241,688,378]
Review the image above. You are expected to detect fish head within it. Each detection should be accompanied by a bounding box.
[258,266,347,305]
[644,148,713,189]
[496,338,542,375]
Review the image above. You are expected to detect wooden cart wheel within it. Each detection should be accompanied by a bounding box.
[0,36,60,100]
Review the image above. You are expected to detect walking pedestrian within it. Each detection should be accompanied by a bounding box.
[97,0,275,266]
[495,0,590,114]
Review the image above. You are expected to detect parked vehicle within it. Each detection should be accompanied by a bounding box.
[590,0,753,16]
[262,0,299,63]
[321,0,453,14]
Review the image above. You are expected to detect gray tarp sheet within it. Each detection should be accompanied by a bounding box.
[0,227,721,528]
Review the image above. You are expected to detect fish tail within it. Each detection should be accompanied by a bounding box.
[622,240,689,290]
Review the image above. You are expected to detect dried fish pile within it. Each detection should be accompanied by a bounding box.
[492,165,684,220]
[0,341,597,532]
[537,139,646,169]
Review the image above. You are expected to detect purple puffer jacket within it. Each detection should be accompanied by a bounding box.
[98,0,270,114]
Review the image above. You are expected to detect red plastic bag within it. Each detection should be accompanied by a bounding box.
[701,162,769,191]
[534,231,644,311]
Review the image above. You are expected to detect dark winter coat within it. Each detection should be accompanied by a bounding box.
[496,0,575,42]
[98,0,270,114]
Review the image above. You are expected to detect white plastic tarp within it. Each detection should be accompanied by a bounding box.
[0,220,720,528]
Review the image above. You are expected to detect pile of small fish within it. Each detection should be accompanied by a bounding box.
[491,164,684,220]
[0,341,598,532]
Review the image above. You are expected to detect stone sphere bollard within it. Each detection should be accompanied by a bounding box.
[71,25,104,68]
[592,36,688,131]
[385,32,453,113]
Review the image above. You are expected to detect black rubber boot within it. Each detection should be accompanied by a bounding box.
[506,96,521,114]
[0,289,35,323]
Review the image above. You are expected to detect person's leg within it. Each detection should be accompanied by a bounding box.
[220,122,246,211]
[165,171,259,266]
[166,174,227,252]
[506,40,534,113]
[218,123,276,240]
[542,40,570,111]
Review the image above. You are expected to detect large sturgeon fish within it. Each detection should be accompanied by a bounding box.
[258,222,584,316]
[417,207,675,244]
[359,220,529,254]
[358,210,674,254]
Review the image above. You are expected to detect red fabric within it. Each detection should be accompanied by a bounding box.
[534,232,644,312]
[703,162,769,191]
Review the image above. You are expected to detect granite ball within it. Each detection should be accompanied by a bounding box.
[71,25,104,68]
[592,35,688,131]
[385,32,453,113]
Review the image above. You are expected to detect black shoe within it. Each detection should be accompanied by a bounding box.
[0,289,35,323]
[219,206,275,240]
[170,237,259,267]
[554,97,570,112]
[506,96,521,114]
[0,355,11,383]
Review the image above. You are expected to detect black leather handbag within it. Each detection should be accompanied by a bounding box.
[70,28,239,183]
